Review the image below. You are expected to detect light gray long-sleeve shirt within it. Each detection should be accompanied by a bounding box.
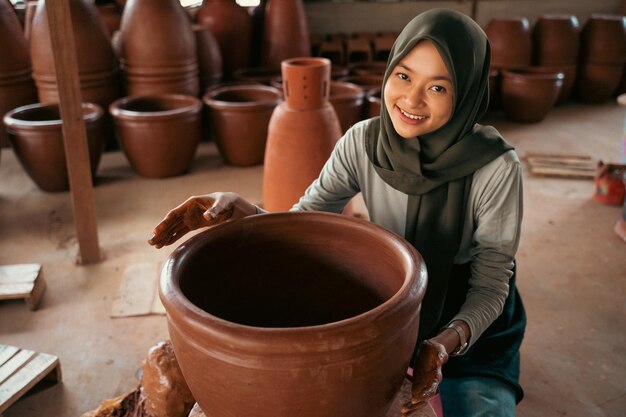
[288,118,523,348]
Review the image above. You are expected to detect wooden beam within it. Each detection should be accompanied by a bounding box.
[44,0,101,264]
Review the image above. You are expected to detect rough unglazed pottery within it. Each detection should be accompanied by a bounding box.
[532,15,580,66]
[261,0,310,67]
[264,58,342,211]
[3,102,105,192]
[193,24,223,93]
[203,84,282,166]
[329,81,366,133]
[580,14,626,65]
[159,211,428,417]
[575,63,623,103]
[485,17,532,69]
[196,0,251,78]
[120,0,199,96]
[109,94,202,178]
[501,69,563,123]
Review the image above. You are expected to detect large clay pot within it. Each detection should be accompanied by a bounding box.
[3,102,105,192]
[96,3,122,38]
[580,14,626,65]
[574,63,623,103]
[120,0,198,96]
[261,0,310,67]
[203,84,282,166]
[109,94,202,178]
[485,17,532,69]
[366,87,381,118]
[522,65,577,104]
[0,0,38,147]
[196,0,251,78]
[159,211,427,417]
[501,69,563,123]
[532,15,580,66]
[264,58,342,211]
[329,81,365,133]
[193,24,223,94]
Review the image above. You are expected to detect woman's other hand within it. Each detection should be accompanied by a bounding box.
[148,192,257,248]
[400,339,448,416]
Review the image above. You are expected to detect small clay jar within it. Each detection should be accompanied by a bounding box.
[261,0,310,67]
[109,94,202,178]
[159,211,427,417]
[366,87,381,118]
[574,63,623,103]
[521,65,577,104]
[203,84,282,166]
[231,67,282,86]
[532,15,580,66]
[500,69,563,123]
[580,14,626,65]
[193,24,223,94]
[329,81,366,134]
[485,17,532,69]
[3,102,105,192]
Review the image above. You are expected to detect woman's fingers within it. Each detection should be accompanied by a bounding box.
[161,224,190,247]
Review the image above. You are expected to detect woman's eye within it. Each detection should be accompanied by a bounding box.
[430,85,447,93]
[397,72,409,81]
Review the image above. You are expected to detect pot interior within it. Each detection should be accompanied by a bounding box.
[178,217,408,328]
[119,97,190,112]
[12,106,61,122]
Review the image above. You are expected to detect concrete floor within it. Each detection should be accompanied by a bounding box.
[1,101,625,416]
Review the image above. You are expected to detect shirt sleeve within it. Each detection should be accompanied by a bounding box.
[450,151,523,348]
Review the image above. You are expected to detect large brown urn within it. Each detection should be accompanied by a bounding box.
[159,211,427,417]
[261,0,311,67]
[485,17,532,69]
[263,58,342,212]
[193,24,223,94]
[532,15,580,66]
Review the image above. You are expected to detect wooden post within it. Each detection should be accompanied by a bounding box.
[44,0,101,264]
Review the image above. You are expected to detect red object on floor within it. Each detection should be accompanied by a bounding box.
[593,163,626,206]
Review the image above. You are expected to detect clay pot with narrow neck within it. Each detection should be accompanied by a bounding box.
[3,102,105,192]
[532,15,580,66]
[262,0,310,67]
[366,87,381,118]
[501,69,563,123]
[196,0,251,78]
[159,211,427,417]
[485,17,532,69]
[109,94,202,178]
[264,58,342,212]
[580,14,626,65]
[193,24,223,94]
[203,84,282,166]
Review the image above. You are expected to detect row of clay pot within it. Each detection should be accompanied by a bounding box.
[311,32,398,65]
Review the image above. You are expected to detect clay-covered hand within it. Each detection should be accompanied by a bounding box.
[400,339,448,416]
[148,192,255,248]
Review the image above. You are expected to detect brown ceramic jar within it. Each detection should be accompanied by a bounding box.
[366,87,381,118]
[193,24,223,94]
[231,67,282,86]
[203,84,282,167]
[501,69,563,123]
[532,15,580,66]
[580,14,626,65]
[264,58,342,211]
[3,102,105,192]
[521,65,577,104]
[329,81,366,133]
[261,0,310,67]
[485,17,532,69]
[575,63,623,103]
[159,211,427,417]
[109,94,202,178]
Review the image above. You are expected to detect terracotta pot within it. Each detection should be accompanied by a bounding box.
[262,0,310,67]
[580,14,626,65]
[329,81,365,134]
[348,61,387,76]
[521,65,577,104]
[193,24,223,94]
[231,67,282,86]
[96,3,122,38]
[501,69,563,123]
[318,40,345,66]
[532,15,580,66]
[574,63,623,103]
[331,64,350,80]
[196,0,251,78]
[23,0,38,45]
[3,102,105,192]
[485,17,532,69]
[346,37,372,64]
[264,58,342,211]
[159,211,427,417]
[203,84,282,166]
[120,0,198,96]
[366,87,381,118]
[109,94,202,178]
[310,33,323,57]
[337,74,383,94]
[373,35,394,62]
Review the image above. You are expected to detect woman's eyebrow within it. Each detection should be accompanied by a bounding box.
[397,63,452,83]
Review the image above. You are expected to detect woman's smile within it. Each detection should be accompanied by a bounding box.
[396,105,428,123]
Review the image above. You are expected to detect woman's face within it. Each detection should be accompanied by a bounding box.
[384,40,454,139]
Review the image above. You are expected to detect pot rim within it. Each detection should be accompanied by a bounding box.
[203,84,282,110]
[281,57,332,71]
[160,212,426,337]
[109,94,202,119]
[3,102,103,128]
[501,69,565,81]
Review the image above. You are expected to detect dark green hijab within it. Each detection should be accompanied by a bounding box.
[364,9,514,339]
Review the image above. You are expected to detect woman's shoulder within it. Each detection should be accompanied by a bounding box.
[475,149,520,178]
[339,117,380,152]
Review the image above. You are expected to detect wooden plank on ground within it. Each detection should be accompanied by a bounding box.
[0,264,45,310]
[0,345,61,414]
[525,152,597,180]
[111,263,164,318]
[0,347,20,369]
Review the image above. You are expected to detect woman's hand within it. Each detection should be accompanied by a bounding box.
[400,339,448,416]
[148,192,257,248]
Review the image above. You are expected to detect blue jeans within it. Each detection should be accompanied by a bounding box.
[439,376,517,417]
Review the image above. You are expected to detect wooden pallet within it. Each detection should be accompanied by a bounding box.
[524,152,597,179]
[0,345,61,414]
[0,264,45,310]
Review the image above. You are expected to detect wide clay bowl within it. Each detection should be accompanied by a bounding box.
[160,211,427,417]
[203,84,282,166]
[521,65,577,104]
[501,69,564,123]
[3,102,104,191]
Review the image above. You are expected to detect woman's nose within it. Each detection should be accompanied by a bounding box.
[403,85,424,108]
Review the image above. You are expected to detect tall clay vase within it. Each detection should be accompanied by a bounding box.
[110,95,202,178]
[159,211,427,417]
[532,15,580,66]
[120,0,199,97]
[261,0,311,67]
[485,17,532,69]
[196,0,251,78]
[204,84,282,166]
[0,0,38,147]
[264,58,342,212]
[3,103,105,192]
[501,69,563,123]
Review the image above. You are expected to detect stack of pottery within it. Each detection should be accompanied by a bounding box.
[576,14,626,102]
[532,14,580,103]
[120,0,198,97]
[0,0,38,147]
[261,0,310,67]
[264,58,342,211]
[500,69,564,123]
[203,84,282,166]
[192,24,223,93]
[196,0,251,79]
[159,211,427,417]
[3,102,105,191]
[485,17,532,69]
[109,94,202,178]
